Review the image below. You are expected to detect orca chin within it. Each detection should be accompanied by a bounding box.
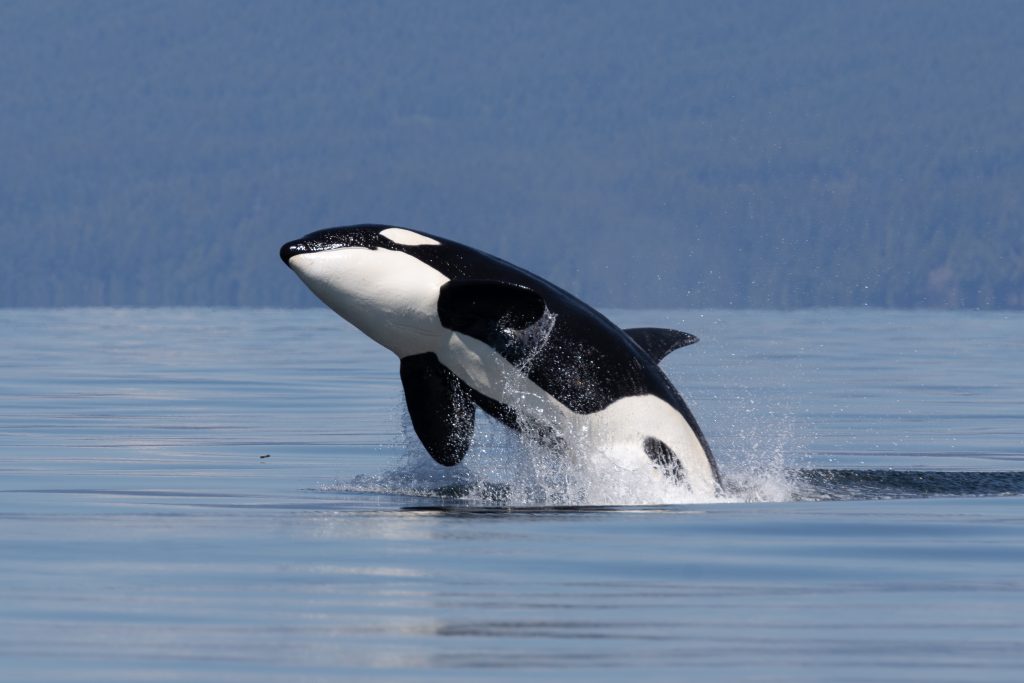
[279,223,722,496]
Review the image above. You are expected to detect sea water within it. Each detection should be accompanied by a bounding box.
[1,307,1022,681]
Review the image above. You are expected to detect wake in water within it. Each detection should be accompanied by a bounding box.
[327,411,1024,506]
[788,468,1024,501]
[334,460,1024,507]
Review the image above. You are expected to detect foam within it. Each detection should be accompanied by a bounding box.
[334,408,801,506]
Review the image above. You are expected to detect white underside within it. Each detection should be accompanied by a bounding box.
[289,246,717,496]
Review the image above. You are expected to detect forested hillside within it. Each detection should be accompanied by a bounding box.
[1,1,1022,308]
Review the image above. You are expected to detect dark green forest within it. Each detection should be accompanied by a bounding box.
[1,0,1022,309]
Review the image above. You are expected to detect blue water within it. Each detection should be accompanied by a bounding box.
[2,307,1023,681]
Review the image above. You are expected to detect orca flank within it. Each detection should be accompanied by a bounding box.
[281,224,722,496]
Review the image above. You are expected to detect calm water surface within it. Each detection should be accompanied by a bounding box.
[1,307,1023,681]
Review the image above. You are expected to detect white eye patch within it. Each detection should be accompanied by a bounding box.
[380,227,441,246]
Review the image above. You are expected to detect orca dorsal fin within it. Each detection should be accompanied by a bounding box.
[625,327,699,363]
[438,280,546,336]
[400,353,476,466]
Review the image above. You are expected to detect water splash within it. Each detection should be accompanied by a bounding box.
[338,307,806,506]
[336,409,801,506]
[331,379,1024,506]
[335,454,1024,506]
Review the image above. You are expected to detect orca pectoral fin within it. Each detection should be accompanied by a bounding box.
[438,280,546,338]
[399,353,475,466]
[625,327,699,363]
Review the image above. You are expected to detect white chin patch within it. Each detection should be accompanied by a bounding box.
[380,227,441,246]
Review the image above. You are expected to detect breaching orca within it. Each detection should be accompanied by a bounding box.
[280,225,721,496]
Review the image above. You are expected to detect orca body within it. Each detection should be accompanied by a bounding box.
[280,225,721,496]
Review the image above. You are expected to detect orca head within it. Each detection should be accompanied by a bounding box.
[280,224,450,356]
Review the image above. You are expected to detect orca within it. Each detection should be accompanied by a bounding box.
[280,224,722,496]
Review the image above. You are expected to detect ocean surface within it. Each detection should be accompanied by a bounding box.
[1,307,1023,682]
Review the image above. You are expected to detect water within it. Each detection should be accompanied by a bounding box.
[1,307,1023,681]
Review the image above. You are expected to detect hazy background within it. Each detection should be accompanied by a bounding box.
[2,0,1022,309]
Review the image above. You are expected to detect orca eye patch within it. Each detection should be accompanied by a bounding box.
[644,437,687,484]
[380,227,441,246]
